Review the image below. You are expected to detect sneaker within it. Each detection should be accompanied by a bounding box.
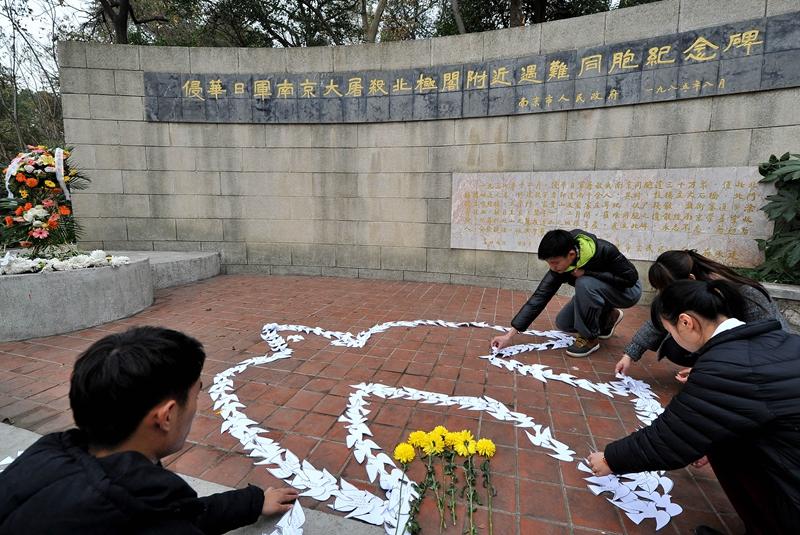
[598,308,624,340]
[565,336,600,357]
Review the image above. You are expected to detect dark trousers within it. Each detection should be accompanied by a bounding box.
[708,444,798,535]
[555,276,642,339]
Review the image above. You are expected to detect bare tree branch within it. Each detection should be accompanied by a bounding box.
[297,0,343,45]
[127,3,167,25]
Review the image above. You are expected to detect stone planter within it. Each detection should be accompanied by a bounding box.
[764,282,800,331]
[0,258,153,341]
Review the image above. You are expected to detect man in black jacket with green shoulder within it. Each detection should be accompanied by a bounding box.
[0,326,298,534]
[492,229,642,357]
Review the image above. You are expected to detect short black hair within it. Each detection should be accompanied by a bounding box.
[69,326,206,448]
[537,229,576,260]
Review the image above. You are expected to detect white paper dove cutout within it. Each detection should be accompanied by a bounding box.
[209,320,679,534]
[0,451,23,473]
[269,500,305,535]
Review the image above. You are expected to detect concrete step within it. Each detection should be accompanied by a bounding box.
[111,251,220,289]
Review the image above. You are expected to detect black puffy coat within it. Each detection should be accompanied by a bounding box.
[0,430,264,534]
[605,320,800,527]
[511,229,639,331]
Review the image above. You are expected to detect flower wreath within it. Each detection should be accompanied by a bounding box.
[1,145,90,256]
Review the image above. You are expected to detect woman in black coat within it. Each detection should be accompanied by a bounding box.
[588,279,800,535]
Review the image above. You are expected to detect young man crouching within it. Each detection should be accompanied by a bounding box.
[492,229,642,357]
[0,326,298,533]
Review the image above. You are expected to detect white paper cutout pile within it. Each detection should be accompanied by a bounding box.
[270,500,306,535]
[578,462,683,529]
[209,319,680,534]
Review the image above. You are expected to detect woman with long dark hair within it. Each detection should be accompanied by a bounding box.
[589,279,800,534]
[614,249,790,379]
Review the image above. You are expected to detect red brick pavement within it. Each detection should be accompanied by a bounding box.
[0,275,744,534]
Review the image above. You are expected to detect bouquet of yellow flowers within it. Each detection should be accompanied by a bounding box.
[395,427,497,534]
[1,145,89,256]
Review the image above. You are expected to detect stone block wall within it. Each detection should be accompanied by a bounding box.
[59,0,800,294]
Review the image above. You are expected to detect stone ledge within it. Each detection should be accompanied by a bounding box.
[0,252,222,341]
[110,251,221,289]
[763,282,800,301]
[0,259,153,342]
[765,282,800,330]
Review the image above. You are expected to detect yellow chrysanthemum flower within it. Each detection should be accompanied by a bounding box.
[431,425,448,438]
[408,430,429,448]
[423,433,445,456]
[467,439,477,455]
[454,440,471,457]
[394,442,415,464]
[44,180,56,188]
[20,189,28,199]
[444,431,462,447]
[476,438,496,458]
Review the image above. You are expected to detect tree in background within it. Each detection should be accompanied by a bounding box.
[617,0,661,8]
[66,0,668,46]
[0,0,671,158]
[0,0,63,161]
[380,0,438,41]
[438,0,663,34]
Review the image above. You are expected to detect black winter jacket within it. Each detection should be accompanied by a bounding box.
[511,229,639,331]
[0,430,264,534]
[605,320,800,527]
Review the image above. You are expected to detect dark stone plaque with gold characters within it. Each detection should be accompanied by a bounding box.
[145,11,800,124]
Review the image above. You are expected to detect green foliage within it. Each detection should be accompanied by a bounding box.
[747,152,800,284]
[435,0,612,36]
[0,67,64,163]
[70,0,364,47]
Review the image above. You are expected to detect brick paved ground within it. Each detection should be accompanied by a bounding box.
[0,275,742,534]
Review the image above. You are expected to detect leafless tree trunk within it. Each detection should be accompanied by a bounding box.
[360,0,370,35]
[510,0,523,26]
[9,30,25,152]
[450,0,466,34]
[534,0,547,23]
[97,0,167,44]
[364,0,389,42]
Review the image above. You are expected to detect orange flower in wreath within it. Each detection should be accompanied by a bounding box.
[23,202,32,211]
[14,206,24,216]
[25,178,38,188]
[4,216,13,227]
[15,173,25,183]
[58,205,71,216]
[19,241,32,248]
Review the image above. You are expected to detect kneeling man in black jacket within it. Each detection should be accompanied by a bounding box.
[0,326,298,534]
[492,228,642,356]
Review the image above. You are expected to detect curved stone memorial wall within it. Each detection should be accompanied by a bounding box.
[60,0,800,290]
